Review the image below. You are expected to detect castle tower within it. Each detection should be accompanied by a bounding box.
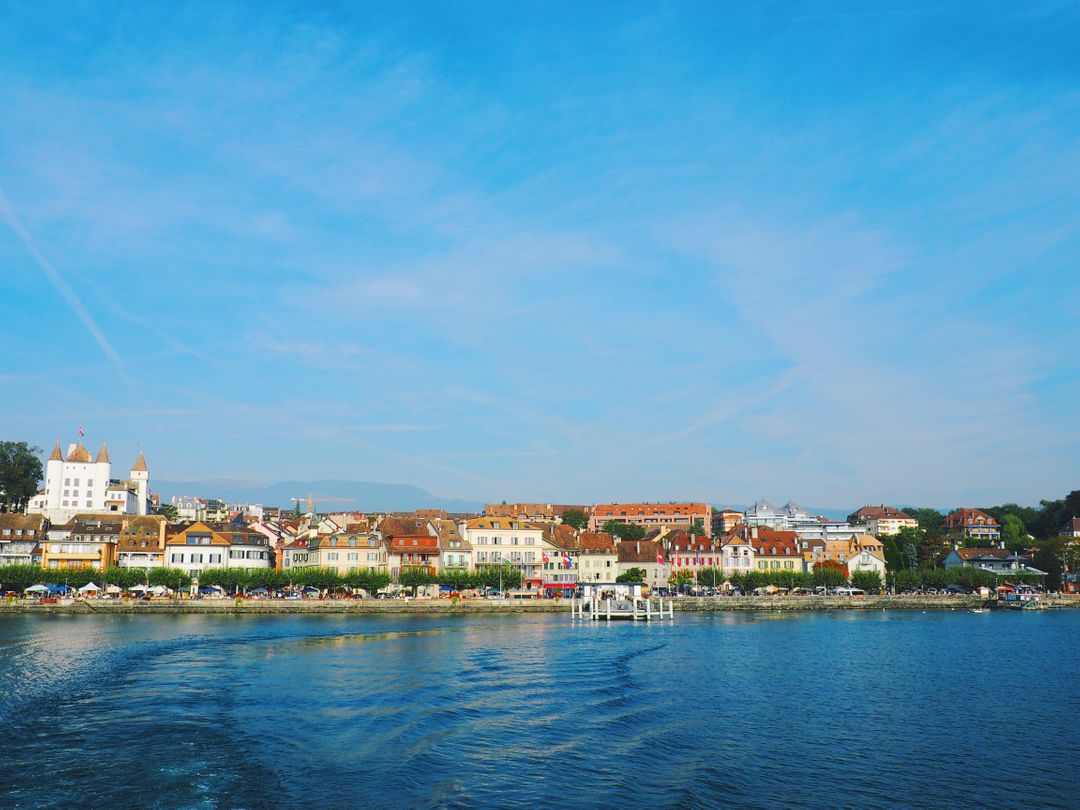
[43,441,64,512]
[131,450,149,516]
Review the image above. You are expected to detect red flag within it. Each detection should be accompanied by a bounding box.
[542,552,550,564]
[657,550,665,565]
[78,426,85,437]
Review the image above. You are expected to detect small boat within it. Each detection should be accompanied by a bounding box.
[969,608,988,613]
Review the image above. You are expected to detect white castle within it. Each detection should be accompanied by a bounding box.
[27,438,151,525]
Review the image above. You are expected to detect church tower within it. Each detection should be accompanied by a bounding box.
[131,450,149,516]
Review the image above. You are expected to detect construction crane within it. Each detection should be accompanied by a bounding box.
[290,493,357,514]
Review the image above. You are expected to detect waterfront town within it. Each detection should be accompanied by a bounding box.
[0,437,1076,600]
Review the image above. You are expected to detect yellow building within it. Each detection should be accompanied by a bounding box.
[42,517,120,570]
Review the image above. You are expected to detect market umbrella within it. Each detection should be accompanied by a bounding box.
[25,584,49,594]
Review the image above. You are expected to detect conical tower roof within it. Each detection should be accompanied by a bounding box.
[68,442,92,463]
[49,441,63,462]
[132,450,148,472]
[95,442,110,464]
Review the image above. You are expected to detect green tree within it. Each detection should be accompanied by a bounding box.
[689,518,707,537]
[398,567,433,595]
[907,508,945,537]
[881,534,904,574]
[674,570,695,589]
[851,570,882,593]
[812,565,847,588]
[696,567,722,586]
[999,514,1027,550]
[292,502,302,518]
[1032,536,1078,592]
[561,509,588,531]
[0,441,44,512]
[601,520,646,542]
[154,503,180,523]
[894,526,921,570]
[615,567,646,583]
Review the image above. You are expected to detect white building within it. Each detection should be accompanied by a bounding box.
[743,500,813,529]
[461,517,546,590]
[28,439,151,524]
[164,521,273,576]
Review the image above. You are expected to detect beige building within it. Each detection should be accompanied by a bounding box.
[590,502,711,532]
[576,531,617,583]
[308,531,387,575]
[115,515,168,568]
[484,503,588,523]
[615,539,669,590]
[848,505,917,536]
[434,517,471,570]
[461,517,547,590]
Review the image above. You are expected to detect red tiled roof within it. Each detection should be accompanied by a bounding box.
[379,516,433,538]
[388,535,439,554]
[944,508,999,528]
[848,505,915,522]
[578,531,616,553]
[616,540,662,564]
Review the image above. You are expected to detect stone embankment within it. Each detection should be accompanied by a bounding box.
[1,594,1077,615]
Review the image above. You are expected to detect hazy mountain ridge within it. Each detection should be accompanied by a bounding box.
[154,479,484,513]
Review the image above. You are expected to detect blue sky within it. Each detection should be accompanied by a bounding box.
[2,1,1079,508]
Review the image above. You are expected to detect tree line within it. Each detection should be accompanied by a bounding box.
[0,564,525,595]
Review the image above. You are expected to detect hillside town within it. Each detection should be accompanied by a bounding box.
[1,437,1075,598]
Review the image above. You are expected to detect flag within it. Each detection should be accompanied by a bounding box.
[657,550,665,565]
[562,552,571,568]
[77,426,85,437]
[542,552,550,564]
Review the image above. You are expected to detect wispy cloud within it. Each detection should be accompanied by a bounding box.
[0,188,125,378]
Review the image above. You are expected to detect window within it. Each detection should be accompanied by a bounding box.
[328,552,339,560]
[347,552,358,560]
[367,552,378,561]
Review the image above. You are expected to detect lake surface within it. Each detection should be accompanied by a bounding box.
[0,610,1077,808]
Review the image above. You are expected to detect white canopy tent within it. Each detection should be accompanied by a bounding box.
[78,582,101,594]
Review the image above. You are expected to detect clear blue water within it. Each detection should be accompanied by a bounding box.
[0,610,1077,808]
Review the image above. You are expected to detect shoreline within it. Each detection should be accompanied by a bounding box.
[1,594,1077,615]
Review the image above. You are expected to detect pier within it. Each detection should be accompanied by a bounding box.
[570,582,674,622]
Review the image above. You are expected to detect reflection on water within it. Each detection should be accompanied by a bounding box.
[0,611,1077,808]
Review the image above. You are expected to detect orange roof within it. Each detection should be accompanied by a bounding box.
[388,535,439,554]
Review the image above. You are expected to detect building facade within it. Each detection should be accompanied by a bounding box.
[28,439,151,524]
[848,505,918,536]
[590,502,711,532]
[943,509,1001,543]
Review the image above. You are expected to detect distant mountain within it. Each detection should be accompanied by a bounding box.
[153,479,484,514]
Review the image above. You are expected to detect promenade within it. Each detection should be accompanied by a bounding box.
[3,594,1077,615]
